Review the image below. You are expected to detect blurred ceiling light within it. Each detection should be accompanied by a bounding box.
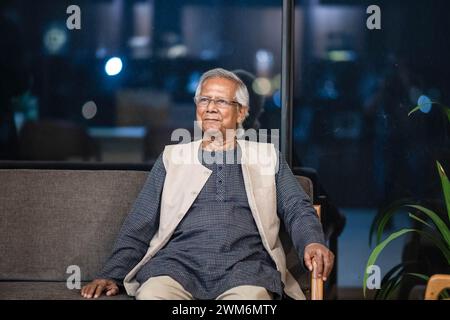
[327,50,356,62]
[43,26,67,54]
[129,36,151,59]
[128,36,150,48]
[105,57,123,76]
[417,95,432,114]
[256,49,273,64]
[255,49,274,74]
[167,45,188,59]
[252,77,272,96]
[82,101,97,120]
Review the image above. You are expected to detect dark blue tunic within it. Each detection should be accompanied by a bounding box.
[135,148,283,299]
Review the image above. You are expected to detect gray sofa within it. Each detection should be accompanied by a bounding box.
[0,162,315,300]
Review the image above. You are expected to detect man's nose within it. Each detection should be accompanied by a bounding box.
[206,101,218,112]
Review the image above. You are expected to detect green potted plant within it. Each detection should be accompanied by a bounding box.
[363,96,450,299]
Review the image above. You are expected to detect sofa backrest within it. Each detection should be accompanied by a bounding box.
[0,167,314,285]
[0,169,148,281]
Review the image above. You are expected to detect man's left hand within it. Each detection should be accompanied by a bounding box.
[304,243,335,281]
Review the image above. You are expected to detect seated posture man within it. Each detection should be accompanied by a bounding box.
[81,68,334,300]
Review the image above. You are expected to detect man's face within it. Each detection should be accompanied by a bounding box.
[195,77,248,138]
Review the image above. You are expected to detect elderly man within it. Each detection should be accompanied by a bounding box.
[81,68,334,300]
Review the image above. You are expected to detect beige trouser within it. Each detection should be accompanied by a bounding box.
[135,275,273,300]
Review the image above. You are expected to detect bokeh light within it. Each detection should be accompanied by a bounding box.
[252,77,272,96]
[82,101,98,119]
[105,57,123,76]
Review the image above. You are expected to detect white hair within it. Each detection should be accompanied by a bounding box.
[195,68,250,126]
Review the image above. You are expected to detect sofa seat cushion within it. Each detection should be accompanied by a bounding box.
[0,282,132,300]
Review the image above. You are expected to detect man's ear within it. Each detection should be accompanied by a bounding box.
[238,106,249,123]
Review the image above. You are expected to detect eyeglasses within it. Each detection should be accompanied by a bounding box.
[194,96,242,108]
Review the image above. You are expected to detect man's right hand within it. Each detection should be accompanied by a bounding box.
[81,279,119,299]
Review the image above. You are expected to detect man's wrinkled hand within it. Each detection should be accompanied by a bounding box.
[80,279,119,299]
[304,243,335,281]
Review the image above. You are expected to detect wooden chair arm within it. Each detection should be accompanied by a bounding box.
[425,274,450,300]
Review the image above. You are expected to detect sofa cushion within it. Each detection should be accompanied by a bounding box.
[0,282,132,300]
[0,169,149,282]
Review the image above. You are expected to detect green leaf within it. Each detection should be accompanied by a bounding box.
[408,105,421,116]
[385,277,403,300]
[436,161,450,222]
[375,207,398,245]
[369,198,414,246]
[415,229,450,264]
[364,228,417,297]
[408,212,433,228]
[406,273,429,282]
[375,263,407,300]
[405,205,450,246]
[377,277,400,300]
[409,101,450,122]
[382,262,410,283]
[435,102,450,123]
[376,264,422,300]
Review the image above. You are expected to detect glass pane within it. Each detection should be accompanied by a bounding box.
[0,0,283,163]
[294,0,450,297]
